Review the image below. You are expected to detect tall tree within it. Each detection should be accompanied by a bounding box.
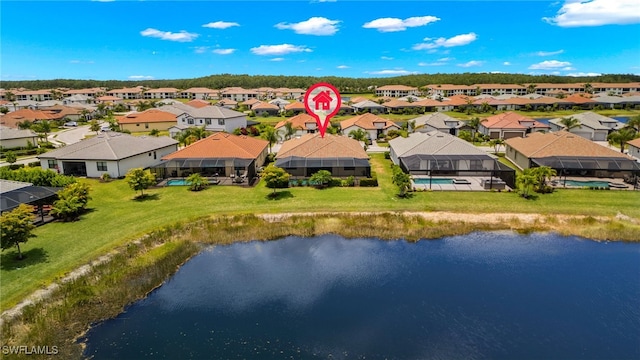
[625,115,640,133]
[284,121,295,140]
[559,117,580,130]
[186,173,209,191]
[89,120,101,134]
[607,128,637,153]
[260,125,280,153]
[531,166,557,192]
[348,129,369,143]
[391,166,411,198]
[1,204,36,260]
[516,170,539,199]
[583,83,593,94]
[467,117,485,143]
[489,139,505,154]
[33,120,52,144]
[261,164,290,194]
[125,168,156,197]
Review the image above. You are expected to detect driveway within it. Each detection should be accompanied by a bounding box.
[50,125,95,145]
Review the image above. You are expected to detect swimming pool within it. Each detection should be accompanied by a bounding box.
[563,180,609,188]
[413,178,454,185]
[166,179,189,186]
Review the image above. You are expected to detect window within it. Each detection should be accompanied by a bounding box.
[205,119,212,125]
[97,162,107,171]
[48,160,56,169]
[199,119,203,124]
[188,118,195,125]
[218,119,225,125]
[145,123,149,129]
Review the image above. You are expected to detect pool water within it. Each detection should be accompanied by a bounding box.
[166,179,188,186]
[563,180,609,188]
[413,178,454,185]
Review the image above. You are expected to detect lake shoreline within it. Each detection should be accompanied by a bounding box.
[1,211,639,359]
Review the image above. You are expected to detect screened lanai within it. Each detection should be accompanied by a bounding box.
[531,156,640,179]
[151,158,257,179]
[275,156,371,177]
[398,153,516,188]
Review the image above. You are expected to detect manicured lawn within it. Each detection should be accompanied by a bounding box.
[1,153,639,310]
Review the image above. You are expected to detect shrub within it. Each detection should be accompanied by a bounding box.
[100,173,111,182]
[342,176,355,187]
[328,178,342,187]
[359,177,378,187]
[384,151,390,159]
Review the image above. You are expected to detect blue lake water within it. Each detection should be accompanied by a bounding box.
[535,116,629,124]
[83,233,640,359]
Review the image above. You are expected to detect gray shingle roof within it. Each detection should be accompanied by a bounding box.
[548,111,622,131]
[412,113,463,129]
[0,127,38,140]
[38,133,177,161]
[352,100,386,109]
[390,131,490,157]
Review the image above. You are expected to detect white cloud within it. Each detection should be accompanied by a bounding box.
[202,21,240,29]
[413,32,477,50]
[544,0,640,27]
[275,17,340,36]
[363,16,440,32]
[458,60,483,67]
[251,44,312,56]
[194,46,209,54]
[365,69,418,75]
[536,49,564,56]
[129,75,154,80]
[140,28,198,42]
[270,58,285,62]
[562,66,576,70]
[490,71,507,74]
[438,57,453,62]
[528,60,572,69]
[566,72,602,77]
[69,60,94,64]
[213,48,235,55]
[337,65,349,69]
[418,62,446,66]
[503,61,512,66]
[381,56,394,60]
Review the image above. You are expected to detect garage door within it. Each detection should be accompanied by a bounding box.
[572,132,591,140]
[503,132,523,139]
[593,132,607,141]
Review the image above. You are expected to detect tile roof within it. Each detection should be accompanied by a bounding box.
[275,113,317,129]
[390,131,491,157]
[108,87,144,94]
[376,85,418,91]
[0,109,55,127]
[284,101,306,111]
[482,112,549,130]
[181,87,217,93]
[38,133,177,161]
[116,109,177,124]
[186,99,211,108]
[252,102,279,110]
[505,131,634,159]
[277,133,368,159]
[145,88,179,93]
[162,132,267,160]
[383,99,421,108]
[412,112,464,129]
[627,138,640,148]
[340,113,400,130]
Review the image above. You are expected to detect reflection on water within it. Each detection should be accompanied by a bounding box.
[83,233,640,360]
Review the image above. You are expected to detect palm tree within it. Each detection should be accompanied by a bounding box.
[625,115,640,133]
[516,170,539,199]
[89,120,101,134]
[186,173,208,191]
[559,117,580,131]
[608,128,637,153]
[467,117,485,143]
[526,84,537,94]
[583,83,593,94]
[348,129,369,143]
[260,125,280,153]
[284,121,295,140]
[33,120,52,144]
[531,166,557,192]
[489,139,505,154]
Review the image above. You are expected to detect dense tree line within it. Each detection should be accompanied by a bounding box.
[3,73,640,93]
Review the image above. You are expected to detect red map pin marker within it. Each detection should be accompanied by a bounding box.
[303,82,341,138]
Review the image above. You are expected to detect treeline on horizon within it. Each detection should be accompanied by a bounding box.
[3,73,640,92]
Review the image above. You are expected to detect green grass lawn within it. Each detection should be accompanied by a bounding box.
[1,153,639,310]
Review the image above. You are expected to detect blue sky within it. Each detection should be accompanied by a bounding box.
[1,0,639,81]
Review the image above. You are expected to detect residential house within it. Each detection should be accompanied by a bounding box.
[389,131,515,187]
[548,112,622,141]
[413,112,471,136]
[143,88,179,99]
[628,138,640,161]
[413,98,455,112]
[180,87,217,100]
[62,94,93,105]
[156,132,268,181]
[252,102,280,116]
[427,84,477,97]
[39,132,178,178]
[216,99,238,109]
[351,100,387,114]
[41,104,88,121]
[0,179,61,214]
[0,109,55,128]
[505,131,640,179]
[63,88,105,98]
[340,113,401,141]
[116,109,178,132]
[479,112,549,139]
[0,126,39,149]
[275,133,371,178]
[95,95,124,105]
[375,85,420,98]
[383,99,422,114]
[186,99,211,108]
[476,84,526,96]
[15,90,53,101]
[275,113,319,140]
[284,101,306,115]
[241,98,261,109]
[220,88,258,102]
[269,98,290,110]
[173,105,247,134]
[107,87,144,100]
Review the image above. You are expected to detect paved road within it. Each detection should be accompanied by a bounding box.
[50,125,95,145]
